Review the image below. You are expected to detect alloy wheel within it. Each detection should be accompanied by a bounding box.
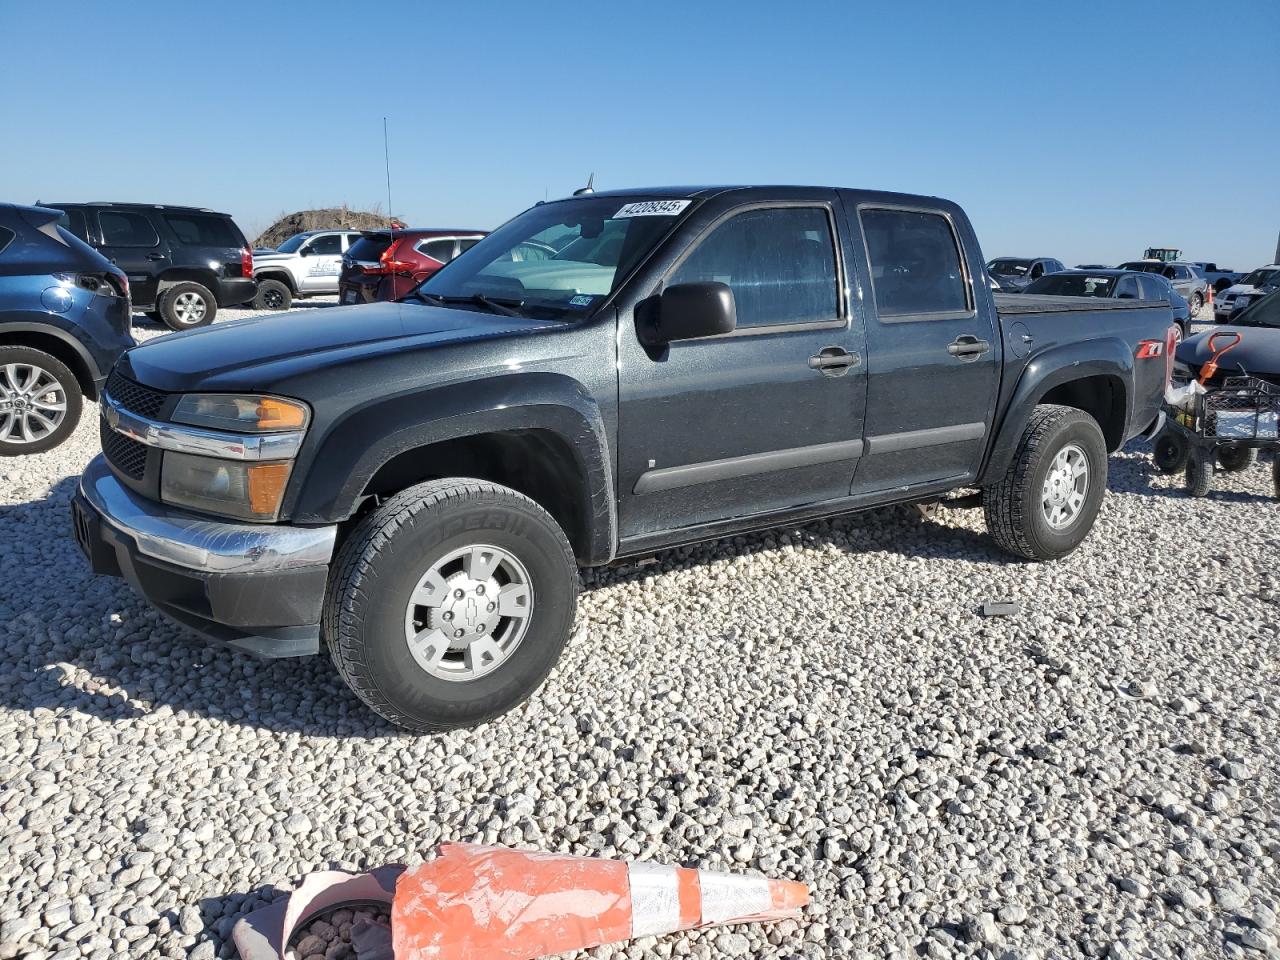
[1041,442,1089,529]
[0,362,67,444]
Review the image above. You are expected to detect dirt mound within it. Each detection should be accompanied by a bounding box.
[253,205,404,250]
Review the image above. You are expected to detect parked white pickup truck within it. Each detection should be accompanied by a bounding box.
[251,230,364,310]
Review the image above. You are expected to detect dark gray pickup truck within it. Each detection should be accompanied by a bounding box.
[73,186,1175,731]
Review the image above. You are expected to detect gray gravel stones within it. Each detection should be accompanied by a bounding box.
[0,313,1278,959]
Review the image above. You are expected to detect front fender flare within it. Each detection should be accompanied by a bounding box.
[981,338,1134,484]
[286,372,616,563]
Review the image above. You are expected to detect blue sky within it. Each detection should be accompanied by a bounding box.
[2,0,1277,268]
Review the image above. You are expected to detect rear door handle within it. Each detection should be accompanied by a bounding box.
[947,335,991,360]
[808,346,860,377]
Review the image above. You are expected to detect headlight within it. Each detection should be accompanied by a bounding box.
[161,452,293,521]
[172,394,308,433]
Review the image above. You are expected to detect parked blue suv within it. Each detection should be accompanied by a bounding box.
[0,204,134,454]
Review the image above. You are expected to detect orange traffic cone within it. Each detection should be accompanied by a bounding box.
[392,843,809,960]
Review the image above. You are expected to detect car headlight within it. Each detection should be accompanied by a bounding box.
[161,452,294,521]
[171,394,308,433]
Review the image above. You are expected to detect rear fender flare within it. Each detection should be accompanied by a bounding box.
[0,317,103,396]
[981,338,1134,483]
[287,372,615,563]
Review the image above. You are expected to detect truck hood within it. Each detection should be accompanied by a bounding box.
[1176,324,1280,378]
[119,301,560,393]
[252,251,299,265]
[1221,283,1267,297]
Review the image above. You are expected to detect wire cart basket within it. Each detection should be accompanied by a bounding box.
[1153,375,1280,498]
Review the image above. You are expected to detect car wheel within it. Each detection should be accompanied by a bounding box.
[983,404,1108,560]
[1190,292,1204,318]
[1272,456,1280,499]
[1216,445,1255,473]
[0,346,83,456]
[324,478,579,732]
[1152,428,1189,474]
[159,281,217,330]
[1185,449,1213,497]
[252,279,292,311]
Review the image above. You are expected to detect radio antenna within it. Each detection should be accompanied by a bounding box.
[383,117,394,230]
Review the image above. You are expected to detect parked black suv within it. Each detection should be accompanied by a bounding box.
[0,204,133,454]
[43,202,255,330]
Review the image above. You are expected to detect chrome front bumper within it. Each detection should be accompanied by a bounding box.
[74,454,337,657]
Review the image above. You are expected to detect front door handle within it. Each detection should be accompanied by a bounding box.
[808,346,860,377]
[145,253,167,261]
[947,335,991,360]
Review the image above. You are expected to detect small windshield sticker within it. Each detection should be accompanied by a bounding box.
[568,294,596,307]
[613,199,691,218]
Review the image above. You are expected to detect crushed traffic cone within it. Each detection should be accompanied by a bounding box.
[392,843,809,960]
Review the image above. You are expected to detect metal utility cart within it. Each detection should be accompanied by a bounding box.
[1154,371,1280,497]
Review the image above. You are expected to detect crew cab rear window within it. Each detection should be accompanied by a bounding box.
[164,213,240,248]
[99,211,160,248]
[861,209,969,318]
[670,206,839,328]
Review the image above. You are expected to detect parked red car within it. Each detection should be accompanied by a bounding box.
[337,228,487,304]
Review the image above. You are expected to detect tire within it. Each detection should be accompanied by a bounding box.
[324,478,579,732]
[1190,291,1204,318]
[0,346,83,455]
[252,278,292,311]
[1216,445,1254,473]
[983,404,1108,561]
[1185,449,1213,497]
[1272,456,1280,499]
[158,281,216,330]
[1174,321,1189,344]
[1152,428,1190,475]
[144,310,164,324]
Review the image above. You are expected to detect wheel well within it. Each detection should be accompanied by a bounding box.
[1039,375,1126,450]
[157,270,221,300]
[254,270,296,293]
[359,430,592,561]
[0,331,97,399]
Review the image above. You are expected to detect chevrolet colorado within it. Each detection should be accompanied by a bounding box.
[73,186,1175,731]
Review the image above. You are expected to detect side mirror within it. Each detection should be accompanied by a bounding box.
[651,282,736,343]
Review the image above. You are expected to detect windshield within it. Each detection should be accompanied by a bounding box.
[1023,274,1116,297]
[1118,261,1170,275]
[413,196,692,321]
[1233,288,1280,327]
[1240,267,1280,287]
[276,233,312,253]
[987,258,1031,276]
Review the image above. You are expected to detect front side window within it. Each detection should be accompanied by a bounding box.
[98,210,159,247]
[669,207,839,329]
[305,234,342,256]
[414,195,693,321]
[862,209,969,318]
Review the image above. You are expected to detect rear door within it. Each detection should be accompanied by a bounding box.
[849,204,1000,493]
[93,208,167,307]
[616,195,868,539]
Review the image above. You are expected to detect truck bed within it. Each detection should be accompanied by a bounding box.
[995,293,1167,316]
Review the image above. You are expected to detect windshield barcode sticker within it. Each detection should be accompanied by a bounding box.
[613,200,691,218]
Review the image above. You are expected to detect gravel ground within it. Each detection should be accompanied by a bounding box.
[1,306,1278,960]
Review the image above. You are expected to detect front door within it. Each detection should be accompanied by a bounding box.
[93,209,167,308]
[617,196,868,541]
[297,233,344,293]
[849,205,1000,493]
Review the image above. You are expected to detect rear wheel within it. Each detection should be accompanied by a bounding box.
[1185,449,1214,497]
[324,478,579,732]
[1190,291,1204,318]
[252,278,292,311]
[1272,457,1280,499]
[1152,428,1189,474]
[159,281,216,330]
[983,404,1108,560]
[1217,445,1255,473]
[0,346,83,455]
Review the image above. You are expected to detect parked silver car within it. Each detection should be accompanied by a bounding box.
[1116,260,1209,317]
[985,256,1066,292]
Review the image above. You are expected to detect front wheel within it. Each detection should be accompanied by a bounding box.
[0,346,83,455]
[252,278,292,311]
[983,404,1108,560]
[1185,450,1214,497]
[1272,457,1280,499]
[323,478,579,732]
[1152,428,1190,474]
[1217,445,1255,473]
